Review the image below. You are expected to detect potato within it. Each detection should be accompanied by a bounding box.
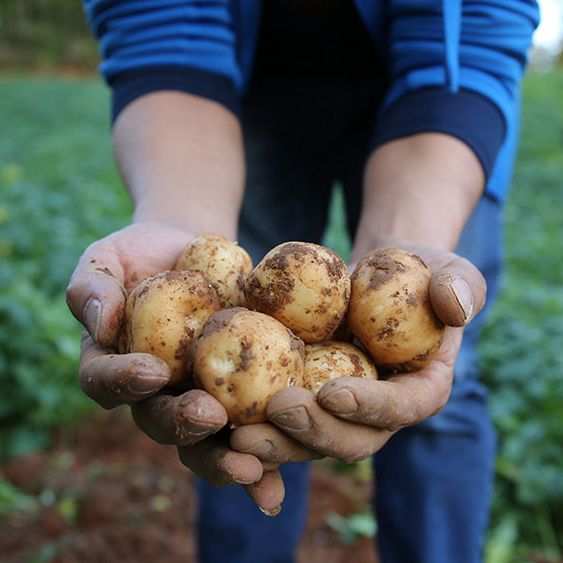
[348,248,445,372]
[119,270,221,385]
[193,308,305,426]
[244,242,350,344]
[303,341,378,396]
[175,233,253,308]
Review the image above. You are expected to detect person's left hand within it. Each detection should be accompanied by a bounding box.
[230,243,486,465]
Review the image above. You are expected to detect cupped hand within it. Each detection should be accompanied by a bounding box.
[231,243,486,465]
[67,221,284,514]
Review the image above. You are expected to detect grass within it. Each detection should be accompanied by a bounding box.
[0,77,129,457]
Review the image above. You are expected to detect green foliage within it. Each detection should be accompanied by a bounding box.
[323,185,352,262]
[479,69,563,560]
[0,478,38,517]
[0,1,98,70]
[0,78,130,458]
[325,511,377,544]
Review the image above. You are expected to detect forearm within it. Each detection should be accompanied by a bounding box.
[113,91,244,239]
[352,133,484,260]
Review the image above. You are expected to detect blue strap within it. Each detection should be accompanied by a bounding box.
[443,0,461,92]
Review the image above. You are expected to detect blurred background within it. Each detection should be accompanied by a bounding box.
[0,1,562,562]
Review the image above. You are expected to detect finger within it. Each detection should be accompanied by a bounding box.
[178,436,263,487]
[131,389,228,446]
[80,334,169,409]
[230,423,322,464]
[245,470,286,516]
[267,387,392,464]
[427,254,487,327]
[317,328,461,430]
[66,240,127,346]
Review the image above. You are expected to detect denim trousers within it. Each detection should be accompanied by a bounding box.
[196,77,501,563]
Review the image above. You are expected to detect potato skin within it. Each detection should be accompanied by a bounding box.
[119,270,221,385]
[175,233,253,308]
[348,248,445,372]
[193,308,305,426]
[244,242,351,344]
[303,341,378,396]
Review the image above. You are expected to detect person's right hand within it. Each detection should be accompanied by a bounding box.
[66,221,285,515]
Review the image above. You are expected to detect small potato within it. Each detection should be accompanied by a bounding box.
[244,242,350,344]
[303,341,378,396]
[119,270,221,385]
[193,308,305,426]
[348,248,445,372]
[175,233,253,308]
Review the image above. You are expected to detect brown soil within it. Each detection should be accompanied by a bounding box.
[0,410,378,563]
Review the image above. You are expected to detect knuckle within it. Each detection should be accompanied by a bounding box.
[65,281,83,312]
[174,421,211,447]
[78,361,94,392]
[214,458,237,486]
[215,455,231,476]
[375,394,409,430]
[78,356,121,410]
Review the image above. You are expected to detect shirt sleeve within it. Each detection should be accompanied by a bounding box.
[83,0,241,122]
[372,0,540,201]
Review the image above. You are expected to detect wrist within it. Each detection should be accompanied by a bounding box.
[132,197,237,239]
[352,133,483,261]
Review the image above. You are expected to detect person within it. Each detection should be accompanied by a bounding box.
[67,1,539,562]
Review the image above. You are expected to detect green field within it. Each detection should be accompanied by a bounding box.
[1,71,562,561]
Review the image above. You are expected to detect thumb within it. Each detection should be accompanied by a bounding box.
[66,239,127,347]
[429,257,487,327]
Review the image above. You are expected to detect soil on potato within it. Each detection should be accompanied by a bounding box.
[0,410,377,563]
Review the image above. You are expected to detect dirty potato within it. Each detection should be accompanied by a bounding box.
[348,248,445,372]
[244,242,350,344]
[193,308,305,426]
[303,341,378,396]
[119,270,221,385]
[175,233,253,308]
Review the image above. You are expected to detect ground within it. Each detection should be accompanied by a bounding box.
[0,409,377,563]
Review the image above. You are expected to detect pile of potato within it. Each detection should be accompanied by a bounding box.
[119,235,444,426]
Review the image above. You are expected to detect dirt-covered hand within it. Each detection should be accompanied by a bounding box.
[67,221,282,513]
[231,243,486,464]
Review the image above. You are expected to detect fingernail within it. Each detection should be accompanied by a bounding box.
[233,476,258,485]
[259,505,281,517]
[85,298,101,341]
[127,374,168,396]
[176,411,219,443]
[270,406,310,430]
[449,278,473,323]
[176,425,212,445]
[321,389,358,415]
